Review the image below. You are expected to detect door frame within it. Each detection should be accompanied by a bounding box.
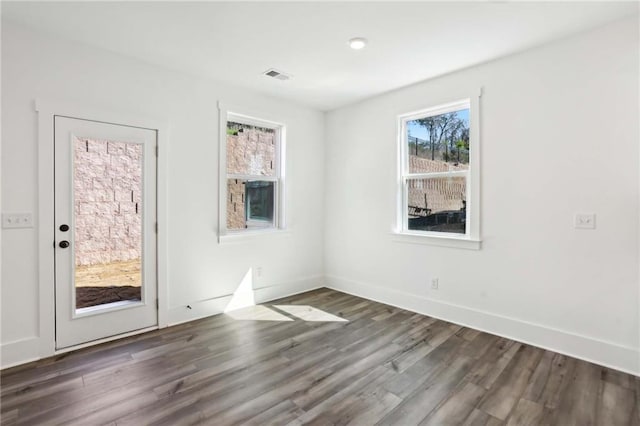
[36,99,169,358]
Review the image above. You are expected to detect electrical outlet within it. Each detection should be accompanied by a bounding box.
[431,278,439,290]
[575,213,596,230]
[2,213,33,229]
[256,267,263,278]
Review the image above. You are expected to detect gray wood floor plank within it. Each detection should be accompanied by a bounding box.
[1,351,133,397]
[548,360,601,426]
[635,378,640,424]
[477,344,544,420]
[290,365,401,426]
[382,334,473,399]
[291,342,405,412]
[505,398,546,426]
[378,355,475,425]
[166,346,337,421]
[523,352,574,410]
[114,393,203,426]
[601,366,637,390]
[462,408,504,426]
[243,399,306,426]
[0,409,18,426]
[0,375,84,413]
[468,339,521,390]
[457,327,482,342]
[21,382,159,426]
[419,381,486,426]
[596,381,636,425]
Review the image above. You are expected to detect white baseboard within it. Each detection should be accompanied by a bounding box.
[167,275,324,326]
[325,275,640,376]
[1,337,40,369]
[254,275,324,304]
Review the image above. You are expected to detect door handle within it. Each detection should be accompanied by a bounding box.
[59,241,70,249]
[59,224,69,232]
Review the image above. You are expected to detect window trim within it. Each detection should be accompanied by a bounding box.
[218,102,286,242]
[395,89,482,248]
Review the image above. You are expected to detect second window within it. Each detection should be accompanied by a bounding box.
[400,99,472,236]
[225,115,283,231]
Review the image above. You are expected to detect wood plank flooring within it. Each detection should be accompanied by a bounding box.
[1,288,638,425]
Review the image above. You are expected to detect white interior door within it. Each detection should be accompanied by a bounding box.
[54,116,157,349]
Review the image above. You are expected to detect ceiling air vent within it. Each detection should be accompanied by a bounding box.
[263,68,292,81]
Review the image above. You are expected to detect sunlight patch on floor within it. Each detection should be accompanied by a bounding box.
[273,305,348,322]
[226,305,293,321]
[222,270,348,322]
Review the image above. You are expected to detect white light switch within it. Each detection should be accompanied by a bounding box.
[575,213,596,230]
[2,213,34,229]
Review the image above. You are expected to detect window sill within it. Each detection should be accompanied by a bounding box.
[391,232,481,250]
[218,228,290,244]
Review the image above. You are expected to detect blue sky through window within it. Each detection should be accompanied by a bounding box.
[407,109,469,140]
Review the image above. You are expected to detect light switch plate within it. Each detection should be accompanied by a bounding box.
[2,213,34,229]
[575,213,596,230]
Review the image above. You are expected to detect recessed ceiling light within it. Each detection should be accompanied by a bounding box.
[348,37,367,50]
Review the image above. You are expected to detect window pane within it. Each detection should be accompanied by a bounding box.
[226,121,276,176]
[226,179,275,230]
[73,137,142,309]
[246,181,274,222]
[407,108,469,173]
[407,176,466,234]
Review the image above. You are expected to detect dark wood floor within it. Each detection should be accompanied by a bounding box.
[1,288,638,425]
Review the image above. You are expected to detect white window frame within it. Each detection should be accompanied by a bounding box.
[218,102,286,242]
[395,90,481,250]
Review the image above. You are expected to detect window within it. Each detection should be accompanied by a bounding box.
[219,107,285,237]
[398,94,480,246]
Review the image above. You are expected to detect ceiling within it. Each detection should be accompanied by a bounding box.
[2,1,638,111]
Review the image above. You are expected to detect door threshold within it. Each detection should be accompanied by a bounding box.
[75,299,144,318]
[55,325,158,354]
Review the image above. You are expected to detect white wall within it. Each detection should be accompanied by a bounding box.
[1,22,325,367]
[324,17,640,374]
